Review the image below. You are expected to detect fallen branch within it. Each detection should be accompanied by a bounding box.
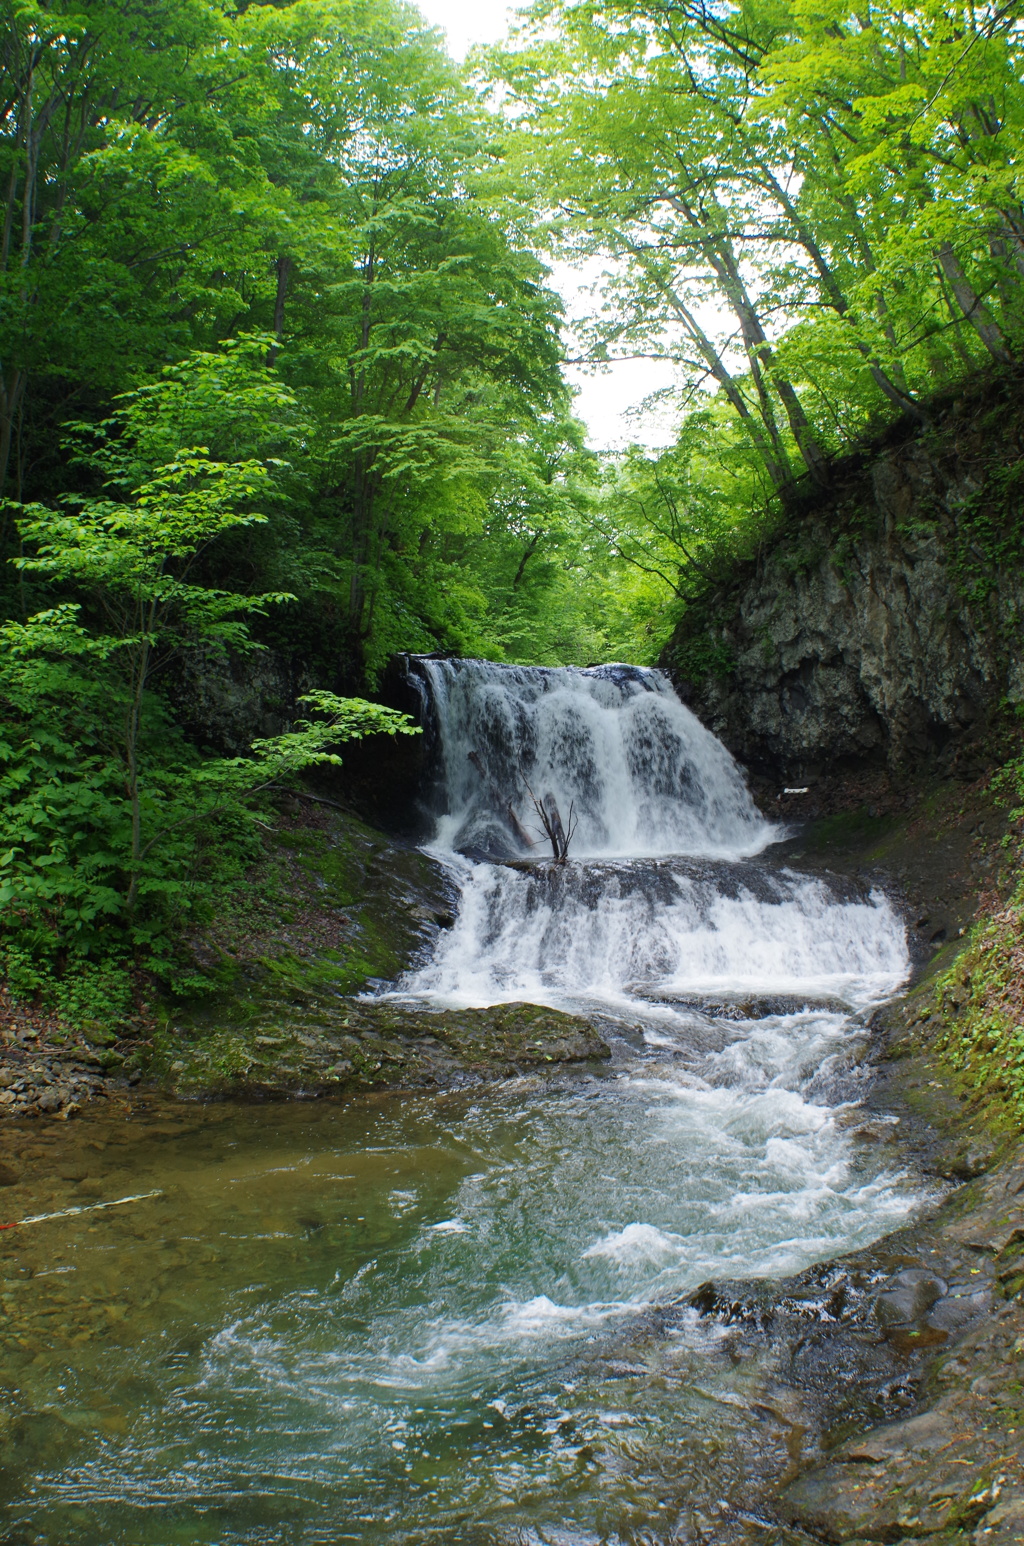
[521,777,578,864]
[0,1189,164,1232]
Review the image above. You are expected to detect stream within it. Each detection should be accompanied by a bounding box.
[0,661,921,1544]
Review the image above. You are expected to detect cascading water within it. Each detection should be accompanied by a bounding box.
[2,659,922,1546]
[414,657,772,859]
[404,656,908,1019]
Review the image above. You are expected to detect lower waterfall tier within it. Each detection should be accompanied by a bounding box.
[404,856,908,1018]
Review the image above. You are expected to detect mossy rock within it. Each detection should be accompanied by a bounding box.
[149,999,611,1098]
[164,806,457,1032]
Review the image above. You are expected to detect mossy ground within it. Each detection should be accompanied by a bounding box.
[929,885,1024,1130]
[144,799,457,1085]
[910,751,1024,1135]
[176,800,451,1000]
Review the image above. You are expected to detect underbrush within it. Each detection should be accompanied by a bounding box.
[932,742,1024,1127]
[933,891,1024,1126]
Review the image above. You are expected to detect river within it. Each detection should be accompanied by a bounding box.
[0,660,921,1543]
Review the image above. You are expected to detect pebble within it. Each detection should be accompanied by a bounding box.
[0,1039,124,1120]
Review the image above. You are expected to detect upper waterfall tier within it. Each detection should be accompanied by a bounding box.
[411,657,774,860]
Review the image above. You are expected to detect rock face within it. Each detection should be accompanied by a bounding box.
[663,371,1024,779]
[166,646,431,832]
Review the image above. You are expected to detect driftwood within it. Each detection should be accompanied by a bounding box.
[467,750,579,863]
[523,781,577,863]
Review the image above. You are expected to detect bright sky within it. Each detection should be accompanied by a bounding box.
[413,0,680,450]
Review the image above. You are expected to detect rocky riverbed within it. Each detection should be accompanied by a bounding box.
[670,993,1024,1545]
[1,779,1022,1544]
[0,1011,135,1122]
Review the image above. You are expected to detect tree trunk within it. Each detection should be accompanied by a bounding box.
[627,249,791,488]
[934,243,1011,361]
[0,368,27,499]
[266,254,292,365]
[702,233,828,480]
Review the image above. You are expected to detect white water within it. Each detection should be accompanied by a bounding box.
[406,656,908,1017]
[397,656,916,1308]
[411,857,908,1011]
[415,657,774,858]
[2,660,923,1546]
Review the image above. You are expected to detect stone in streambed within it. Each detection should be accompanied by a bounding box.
[975,1497,1024,1544]
[159,1001,610,1097]
[330,1000,612,1085]
[873,1268,947,1328]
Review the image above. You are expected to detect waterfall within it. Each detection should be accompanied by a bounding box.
[402,657,908,1018]
[408,656,773,859]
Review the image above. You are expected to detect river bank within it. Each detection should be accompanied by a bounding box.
[1,746,1022,1543]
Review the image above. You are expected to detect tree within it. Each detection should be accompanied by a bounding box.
[493,0,1024,489]
[0,346,417,1014]
[0,0,280,502]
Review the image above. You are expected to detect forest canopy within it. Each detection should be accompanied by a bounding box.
[1,0,1022,1019]
[3,0,1023,667]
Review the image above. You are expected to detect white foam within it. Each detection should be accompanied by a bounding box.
[416,658,774,860]
[583,1223,686,1266]
[404,861,907,1016]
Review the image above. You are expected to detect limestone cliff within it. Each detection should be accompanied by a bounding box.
[663,368,1024,780]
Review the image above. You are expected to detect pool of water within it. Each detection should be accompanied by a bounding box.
[0,1032,917,1545]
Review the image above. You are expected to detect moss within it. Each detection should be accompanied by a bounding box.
[798,804,898,854]
[670,632,735,685]
[930,888,1024,1130]
[144,999,611,1098]
[159,802,454,1042]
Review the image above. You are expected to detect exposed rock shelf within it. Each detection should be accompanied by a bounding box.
[152,999,611,1099]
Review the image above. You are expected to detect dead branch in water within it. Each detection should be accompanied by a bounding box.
[466,750,579,862]
[520,776,578,864]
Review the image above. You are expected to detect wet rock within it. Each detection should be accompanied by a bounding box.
[873,1269,947,1328]
[847,1116,901,1146]
[975,1496,1024,1544]
[938,1140,1000,1181]
[663,406,1024,777]
[946,1161,1024,1256]
[926,1288,992,1335]
[158,1000,611,1098]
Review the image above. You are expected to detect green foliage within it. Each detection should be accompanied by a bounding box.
[932,742,1024,1126]
[948,462,1024,607]
[0,350,419,1025]
[933,902,1024,1129]
[495,0,1024,496]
